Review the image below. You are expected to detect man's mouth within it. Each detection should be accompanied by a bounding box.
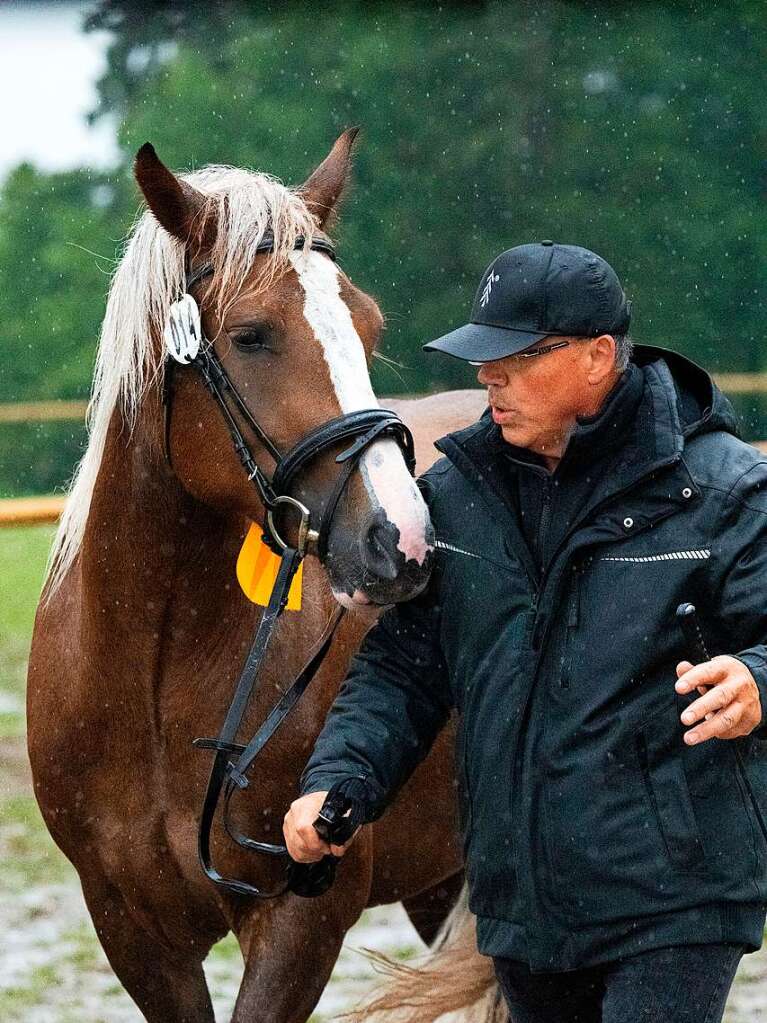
[491,404,517,424]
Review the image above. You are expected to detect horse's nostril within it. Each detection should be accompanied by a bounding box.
[368,526,387,558]
[363,513,402,581]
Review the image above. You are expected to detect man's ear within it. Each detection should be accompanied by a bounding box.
[587,334,619,383]
[134,142,216,255]
[299,127,360,230]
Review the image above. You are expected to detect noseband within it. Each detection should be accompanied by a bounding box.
[166,232,418,899]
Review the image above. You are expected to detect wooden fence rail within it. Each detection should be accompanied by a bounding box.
[0,400,88,424]
[715,374,767,394]
[0,496,65,527]
[1,374,767,425]
[2,379,767,527]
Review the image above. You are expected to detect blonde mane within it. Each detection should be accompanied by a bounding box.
[44,163,318,597]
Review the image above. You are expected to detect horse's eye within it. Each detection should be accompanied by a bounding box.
[232,327,271,352]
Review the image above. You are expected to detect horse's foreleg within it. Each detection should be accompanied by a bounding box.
[233,910,346,1023]
[81,875,216,1023]
[231,836,373,1023]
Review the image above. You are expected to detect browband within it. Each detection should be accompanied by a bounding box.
[185,232,336,292]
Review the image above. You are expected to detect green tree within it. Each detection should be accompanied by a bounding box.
[0,162,134,403]
[84,0,767,388]
[2,0,766,494]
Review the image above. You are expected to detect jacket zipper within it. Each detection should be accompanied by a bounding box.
[506,453,688,910]
[536,476,553,571]
[560,563,581,688]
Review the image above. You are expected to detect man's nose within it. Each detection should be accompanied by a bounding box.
[477,360,507,386]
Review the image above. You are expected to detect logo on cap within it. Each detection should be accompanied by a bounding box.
[479,271,500,308]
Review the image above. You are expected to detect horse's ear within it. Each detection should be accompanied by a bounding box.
[134,143,215,252]
[299,127,360,230]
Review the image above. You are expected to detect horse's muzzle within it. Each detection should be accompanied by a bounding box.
[357,508,434,604]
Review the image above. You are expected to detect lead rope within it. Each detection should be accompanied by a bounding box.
[194,547,364,900]
[193,544,364,899]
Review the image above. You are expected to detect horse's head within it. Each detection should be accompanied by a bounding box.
[134,132,433,609]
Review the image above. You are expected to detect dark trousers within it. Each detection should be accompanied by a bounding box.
[493,943,746,1023]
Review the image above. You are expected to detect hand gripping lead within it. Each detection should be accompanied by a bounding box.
[287,777,372,898]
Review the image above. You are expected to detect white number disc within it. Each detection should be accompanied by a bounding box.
[164,294,202,364]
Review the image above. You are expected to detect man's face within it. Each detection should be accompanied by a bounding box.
[475,335,609,457]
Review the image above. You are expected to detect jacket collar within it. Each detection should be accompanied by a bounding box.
[494,361,645,477]
[434,351,699,565]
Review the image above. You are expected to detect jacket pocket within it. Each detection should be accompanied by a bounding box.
[733,736,767,857]
[676,723,766,891]
[636,702,705,869]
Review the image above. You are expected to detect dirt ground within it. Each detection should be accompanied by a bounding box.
[2,736,766,1022]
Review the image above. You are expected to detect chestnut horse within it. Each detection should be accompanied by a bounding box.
[27,131,488,1022]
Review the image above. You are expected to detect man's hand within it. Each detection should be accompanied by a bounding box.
[283,791,359,863]
[675,655,762,744]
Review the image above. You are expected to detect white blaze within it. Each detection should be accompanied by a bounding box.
[289,250,430,566]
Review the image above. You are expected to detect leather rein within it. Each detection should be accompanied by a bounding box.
[165,233,416,898]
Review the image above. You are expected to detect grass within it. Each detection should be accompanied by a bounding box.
[0,524,53,635]
[0,524,54,738]
[207,933,243,964]
[0,795,73,889]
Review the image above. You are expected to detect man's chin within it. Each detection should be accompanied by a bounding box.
[500,424,527,446]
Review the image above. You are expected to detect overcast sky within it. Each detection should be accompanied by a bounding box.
[0,1,118,183]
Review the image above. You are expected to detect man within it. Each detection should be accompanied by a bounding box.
[283,242,767,1022]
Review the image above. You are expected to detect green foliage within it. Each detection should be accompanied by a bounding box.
[0,421,88,499]
[0,163,134,404]
[1,0,766,494]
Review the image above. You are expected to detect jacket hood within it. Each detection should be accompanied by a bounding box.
[631,344,739,440]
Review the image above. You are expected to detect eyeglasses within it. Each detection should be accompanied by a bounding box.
[468,340,571,367]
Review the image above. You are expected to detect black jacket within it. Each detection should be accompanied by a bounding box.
[301,345,767,971]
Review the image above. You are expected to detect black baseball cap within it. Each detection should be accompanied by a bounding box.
[423,241,632,363]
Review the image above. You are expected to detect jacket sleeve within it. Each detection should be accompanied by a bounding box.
[299,559,452,819]
[714,461,767,739]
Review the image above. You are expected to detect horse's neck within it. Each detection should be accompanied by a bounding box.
[80,410,253,661]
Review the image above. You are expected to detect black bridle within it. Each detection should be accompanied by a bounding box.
[168,234,416,559]
[165,232,416,898]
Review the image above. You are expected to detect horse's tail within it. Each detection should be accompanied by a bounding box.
[342,882,507,1022]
